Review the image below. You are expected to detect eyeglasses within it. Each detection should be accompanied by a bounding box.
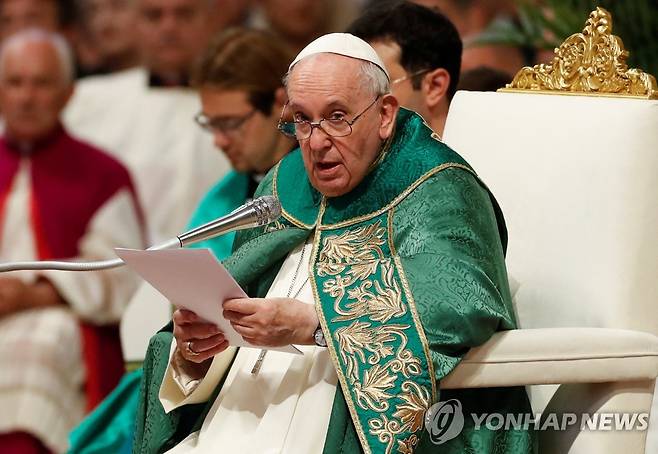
[194,110,256,134]
[277,96,380,140]
[390,69,431,87]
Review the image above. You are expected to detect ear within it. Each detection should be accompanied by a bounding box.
[379,94,399,140]
[273,86,293,122]
[273,86,288,111]
[421,68,450,109]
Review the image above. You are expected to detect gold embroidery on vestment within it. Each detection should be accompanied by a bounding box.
[316,217,433,454]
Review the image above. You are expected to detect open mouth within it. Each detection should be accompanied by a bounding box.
[317,162,339,171]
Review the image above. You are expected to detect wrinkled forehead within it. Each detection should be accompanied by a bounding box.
[287,53,365,106]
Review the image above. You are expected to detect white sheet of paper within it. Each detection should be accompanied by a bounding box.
[115,248,301,354]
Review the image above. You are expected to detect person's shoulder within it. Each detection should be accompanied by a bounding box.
[74,67,147,92]
[61,130,132,184]
[396,108,468,167]
[65,68,148,122]
[421,165,483,194]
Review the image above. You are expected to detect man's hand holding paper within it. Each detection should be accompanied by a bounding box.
[173,309,228,364]
[115,248,303,359]
[223,297,319,347]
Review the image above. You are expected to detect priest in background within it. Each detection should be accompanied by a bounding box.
[0,0,65,42]
[184,27,296,257]
[0,29,145,453]
[63,0,230,245]
[347,1,462,137]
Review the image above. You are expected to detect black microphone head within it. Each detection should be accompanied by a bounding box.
[252,195,281,225]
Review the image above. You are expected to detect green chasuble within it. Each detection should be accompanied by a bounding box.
[134,108,535,454]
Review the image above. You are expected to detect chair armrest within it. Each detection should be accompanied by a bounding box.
[441,328,658,389]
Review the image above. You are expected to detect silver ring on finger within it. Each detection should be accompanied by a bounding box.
[186,341,200,357]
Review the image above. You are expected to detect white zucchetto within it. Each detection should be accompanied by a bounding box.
[289,32,389,80]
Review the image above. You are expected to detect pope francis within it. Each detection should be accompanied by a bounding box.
[134,33,535,454]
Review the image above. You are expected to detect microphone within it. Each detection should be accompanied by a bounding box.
[0,196,281,272]
[178,195,280,247]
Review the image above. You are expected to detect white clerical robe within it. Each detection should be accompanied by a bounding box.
[0,159,143,453]
[159,239,339,453]
[63,67,230,244]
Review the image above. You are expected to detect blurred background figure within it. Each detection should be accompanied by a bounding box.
[63,0,230,245]
[410,0,524,78]
[348,1,462,136]
[251,0,361,53]
[134,0,214,86]
[0,29,144,453]
[457,65,511,92]
[411,0,523,76]
[0,0,69,41]
[208,0,253,31]
[0,0,135,78]
[74,0,140,75]
[412,0,515,38]
[67,27,296,454]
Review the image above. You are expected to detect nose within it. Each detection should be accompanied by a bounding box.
[96,7,112,29]
[158,11,179,35]
[212,130,232,151]
[15,82,36,105]
[307,125,331,153]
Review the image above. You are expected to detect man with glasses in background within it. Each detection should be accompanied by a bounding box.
[187,27,296,259]
[134,32,533,454]
[347,0,462,136]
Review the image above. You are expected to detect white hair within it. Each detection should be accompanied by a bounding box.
[284,54,390,97]
[357,59,390,96]
[0,29,75,84]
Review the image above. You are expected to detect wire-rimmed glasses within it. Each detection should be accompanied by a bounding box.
[195,110,256,134]
[277,96,380,140]
[390,68,431,87]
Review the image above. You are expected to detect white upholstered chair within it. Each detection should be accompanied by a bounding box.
[440,8,658,453]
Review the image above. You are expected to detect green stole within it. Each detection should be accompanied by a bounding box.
[134,108,533,454]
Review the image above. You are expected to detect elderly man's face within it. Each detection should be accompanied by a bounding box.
[0,41,72,143]
[0,0,59,42]
[135,0,212,77]
[287,54,397,197]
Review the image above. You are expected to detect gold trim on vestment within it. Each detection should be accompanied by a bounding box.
[318,163,475,230]
[272,162,317,230]
[309,203,374,454]
[314,214,438,454]
[388,208,438,403]
[367,130,394,171]
[500,7,658,99]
